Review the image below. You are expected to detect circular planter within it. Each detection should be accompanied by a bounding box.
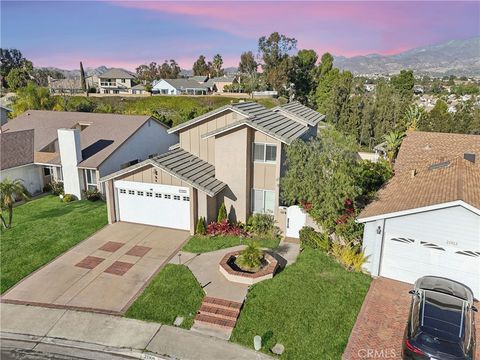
[219,250,278,285]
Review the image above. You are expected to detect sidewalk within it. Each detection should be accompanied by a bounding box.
[0,303,273,360]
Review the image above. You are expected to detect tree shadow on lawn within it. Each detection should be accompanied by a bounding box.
[24,202,96,222]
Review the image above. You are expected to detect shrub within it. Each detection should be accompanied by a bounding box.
[247,213,275,235]
[299,226,329,251]
[217,202,228,222]
[195,216,206,235]
[330,242,367,272]
[47,181,64,196]
[335,217,364,244]
[62,193,77,203]
[207,219,248,237]
[236,241,263,272]
[84,188,102,201]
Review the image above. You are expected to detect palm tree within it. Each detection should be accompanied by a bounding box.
[0,178,30,229]
[383,131,405,164]
[404,105,424,131]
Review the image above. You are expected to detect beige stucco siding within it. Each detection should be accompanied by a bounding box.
[179,110,244,164]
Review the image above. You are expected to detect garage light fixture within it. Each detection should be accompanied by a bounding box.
[376,226,382,235]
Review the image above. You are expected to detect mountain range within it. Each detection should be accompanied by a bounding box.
[41,37,480,79]
[333,37,480,76]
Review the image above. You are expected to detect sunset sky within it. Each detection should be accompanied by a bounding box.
[1,1,479,70]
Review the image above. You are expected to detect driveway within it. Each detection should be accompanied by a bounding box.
[343,277,480,360]
[1,222,189,314]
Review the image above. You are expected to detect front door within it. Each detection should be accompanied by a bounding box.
[286,205,307,238]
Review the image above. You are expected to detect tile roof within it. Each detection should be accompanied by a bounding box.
[273,101,326,126]
[394,131,480,175]
[1,111,154,169]
[358,131,480,220]
[99,68,135,79]
[189,75,209,83]
[170,101,317,144]
[0,129,34,170]
[160,79,209,90]
[101,148,226,196]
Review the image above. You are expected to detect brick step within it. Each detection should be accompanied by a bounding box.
[194,313,236,329]
[199,304,240,320]
[203,296,243,310]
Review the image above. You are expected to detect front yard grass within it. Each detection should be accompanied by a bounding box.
[125,264,204,329]
[182,234,280,254]
[230,248,372,360]
[0,195,107,294]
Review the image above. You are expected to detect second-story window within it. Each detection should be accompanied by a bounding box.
[253,143,277,163]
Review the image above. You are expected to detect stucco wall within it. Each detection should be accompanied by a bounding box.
[179,110,244,164]
[0,164,43,195]
[98,119,178,177]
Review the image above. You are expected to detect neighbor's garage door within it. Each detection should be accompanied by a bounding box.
[114,180,190,230]
[380,234,480,297]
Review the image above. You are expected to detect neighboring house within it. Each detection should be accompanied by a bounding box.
[206,76,237,93]
[0,111,178,199]
[98,68,135,94]
[152,79,209,95]
[48,76,97,94]
[131,84,147,95]
[358,131,480,297]
[189,75,209,84]
[1,106,12,126]
[0,129,43,195]
[100,101,325,235]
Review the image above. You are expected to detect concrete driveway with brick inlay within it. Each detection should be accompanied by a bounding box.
[1,222,189,314]
[343,277,480,360]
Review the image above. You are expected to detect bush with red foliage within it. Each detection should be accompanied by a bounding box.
[207,219,249,237]
[336,199,356,225]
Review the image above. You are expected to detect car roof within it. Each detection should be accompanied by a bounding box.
[419,290,467,341]
[415,276,474,302]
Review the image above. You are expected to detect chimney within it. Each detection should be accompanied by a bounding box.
[464,153,476,164]
[58,128,83,199]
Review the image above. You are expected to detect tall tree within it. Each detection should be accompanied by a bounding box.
[159,60,181,79]
[211,54,224,77]
[192,55,210,76]
[258,32,297,92]
[80,61,87,92]
[6,68,31,90]
[0,49,33,88]
[238,51,258,94]
[136,62,159,82]
[318,52,334,78]
[11,82,54,117]
[289,49,318,104]
[391,69,414,100]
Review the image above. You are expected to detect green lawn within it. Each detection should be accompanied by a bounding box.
[1,195,107,293]
[230,248,371,360]
[182,235,280,254]
[125,264,204,329]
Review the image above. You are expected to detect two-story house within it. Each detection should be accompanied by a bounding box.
[100,101,325,235]
[98,68,136,94]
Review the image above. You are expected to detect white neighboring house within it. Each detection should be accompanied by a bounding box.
[152,79,209,95]
[0,111,178,199]
[358,131,480,298]
[98,68,136,94]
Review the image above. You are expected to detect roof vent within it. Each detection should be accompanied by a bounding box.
[410,169,417,178]
[424,144,432,150]
[429,160,451,170]
[464,153,476,164]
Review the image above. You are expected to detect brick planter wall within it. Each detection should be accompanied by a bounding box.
[219,250,278,285]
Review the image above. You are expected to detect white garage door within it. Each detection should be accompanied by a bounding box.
[114,180,190,230]
[380,234,480,297]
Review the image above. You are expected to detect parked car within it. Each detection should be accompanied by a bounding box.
[402,276,477,360]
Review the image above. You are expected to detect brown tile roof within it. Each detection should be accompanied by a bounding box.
[0,129,34,170]
[358,131,480,220]
[394,131,480,174]
[34,151,60,164]
[1,111,155,169]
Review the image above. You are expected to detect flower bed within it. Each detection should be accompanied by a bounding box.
[219,250,278,285]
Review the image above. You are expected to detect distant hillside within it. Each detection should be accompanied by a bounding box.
[40,65,109,78]
[334,37,480,77]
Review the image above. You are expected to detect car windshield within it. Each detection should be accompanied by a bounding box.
[415,290,467,357]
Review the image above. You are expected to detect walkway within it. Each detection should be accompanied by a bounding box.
[1,303,273,360]
[2,222,189,314]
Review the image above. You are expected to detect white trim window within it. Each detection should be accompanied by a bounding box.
[253,143,277,163]
[56,167,63,183]
[252,189,275,214]
[84,169,97,190]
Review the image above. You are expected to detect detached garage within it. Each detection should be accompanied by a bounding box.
[358,131,480,298]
